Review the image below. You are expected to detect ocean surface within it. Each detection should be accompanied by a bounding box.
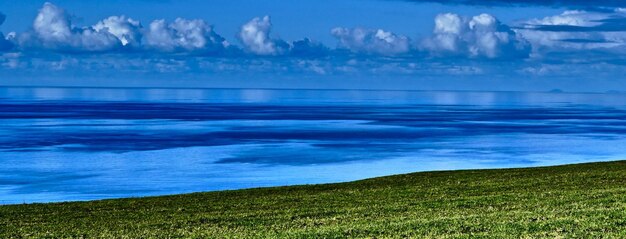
[1,87,626,204]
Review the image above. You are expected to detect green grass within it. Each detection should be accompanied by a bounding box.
[1,161,626,238]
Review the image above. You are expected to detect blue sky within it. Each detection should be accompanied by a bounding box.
[1,0,626,92]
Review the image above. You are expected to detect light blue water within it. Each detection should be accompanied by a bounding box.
[1,87,626,204]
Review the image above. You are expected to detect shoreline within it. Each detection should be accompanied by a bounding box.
[2,160,625,237]
[0,160,618,206]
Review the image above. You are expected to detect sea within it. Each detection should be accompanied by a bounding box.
[1,87,626,204]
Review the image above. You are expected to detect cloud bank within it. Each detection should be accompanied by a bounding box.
[16,3,233,54]
[5,2,537,59]
[8,4,332,57]
[3,2,626,87]
[3,2,626,59]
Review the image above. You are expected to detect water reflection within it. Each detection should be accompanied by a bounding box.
[1,87,625,204]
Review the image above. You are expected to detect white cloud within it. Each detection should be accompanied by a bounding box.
[22,2,122,52]
[330,27,411,55]
[238,16,288,55]
[18,3,230,54]
[422,13,530,58]
[516,9,626,52]
[143,18,229,52]
[429,13,464,52]
[8,1,626,67]
[93,16,142,46]
[527,10,605,27]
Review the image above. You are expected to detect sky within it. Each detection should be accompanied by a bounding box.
[1,0,626,92]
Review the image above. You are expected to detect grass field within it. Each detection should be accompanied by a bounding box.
[1,161,626,238]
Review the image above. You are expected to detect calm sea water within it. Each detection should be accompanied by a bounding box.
[1,87,626,204]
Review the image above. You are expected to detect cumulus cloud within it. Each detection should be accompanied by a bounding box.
[93,16,142,47]
[13,4,324,56]
[237,16,327,56]
[18,2,231,54]
[331,27,411,55]
[0,12,14,51]
[238,16,289,55]
[422,13,530,58]
[20,2,122,52]
[8,1,626,66]
[143,18,229,53]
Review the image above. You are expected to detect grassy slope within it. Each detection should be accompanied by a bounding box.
[1,161,626,238]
